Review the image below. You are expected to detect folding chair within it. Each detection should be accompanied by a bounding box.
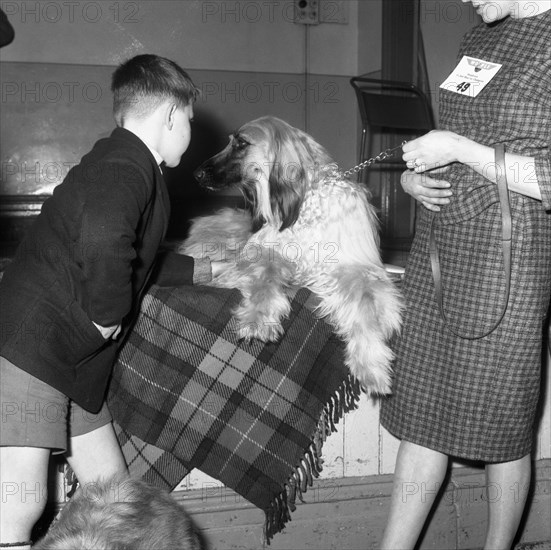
[350,76,435,178]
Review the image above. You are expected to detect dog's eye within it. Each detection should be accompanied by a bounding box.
[232,134,250,151]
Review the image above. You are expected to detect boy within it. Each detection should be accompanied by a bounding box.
[0,54,210,549]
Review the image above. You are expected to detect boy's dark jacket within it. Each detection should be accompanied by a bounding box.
[0,128,195,412]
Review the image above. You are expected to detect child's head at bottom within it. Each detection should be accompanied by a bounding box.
[112,54,200,167]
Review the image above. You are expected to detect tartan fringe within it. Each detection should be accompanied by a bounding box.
[264,374,362,543]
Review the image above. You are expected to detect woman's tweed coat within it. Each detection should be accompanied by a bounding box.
[380,11,551,462]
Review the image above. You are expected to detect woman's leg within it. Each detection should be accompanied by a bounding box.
[484,453,531,550]
[0,446,50,549]
[380,440,449,550]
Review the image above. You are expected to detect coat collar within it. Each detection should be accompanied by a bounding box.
[109,127,170,231]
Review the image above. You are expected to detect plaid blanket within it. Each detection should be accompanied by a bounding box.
[107,284,361,541]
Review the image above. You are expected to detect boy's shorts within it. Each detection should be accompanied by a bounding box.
[0,356,112,454]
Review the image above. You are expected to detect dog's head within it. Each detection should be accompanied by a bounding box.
[194,116,333,231]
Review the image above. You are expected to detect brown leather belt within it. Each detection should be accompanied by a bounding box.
[429,143,512,339]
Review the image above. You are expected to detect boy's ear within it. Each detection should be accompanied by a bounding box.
[165,102,178,130]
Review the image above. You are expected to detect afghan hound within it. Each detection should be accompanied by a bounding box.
[34,476,201,550]
[181,116,402,395]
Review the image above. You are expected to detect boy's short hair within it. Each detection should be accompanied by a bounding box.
[111,54,200,125]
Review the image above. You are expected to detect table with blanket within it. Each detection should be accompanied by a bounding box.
[107,284,363,541]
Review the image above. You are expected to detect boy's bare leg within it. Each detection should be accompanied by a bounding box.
[0,446,50,549]
[484,454,531,550]
[65,422,128,486]
[380,440,449,550]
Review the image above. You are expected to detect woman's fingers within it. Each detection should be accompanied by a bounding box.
[401,170,453,209]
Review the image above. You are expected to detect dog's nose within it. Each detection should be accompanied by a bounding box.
[194,167,206,183]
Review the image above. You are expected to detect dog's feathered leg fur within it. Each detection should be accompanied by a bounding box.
[178,207,252,262]
[212,249,296,342]
[180,209,297,342]
[310,265,402,395]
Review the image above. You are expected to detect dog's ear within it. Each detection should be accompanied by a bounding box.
[297,131,333,169]
[268,158,303,230]
[251,212,266,233]
[268,175,302,230]
[268,123,331,231]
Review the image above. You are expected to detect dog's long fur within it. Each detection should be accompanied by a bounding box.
[34,476,200,550]
[182,116,402,394]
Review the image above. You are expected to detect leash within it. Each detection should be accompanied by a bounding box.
[343,142,407,177]
[429,143,512,339]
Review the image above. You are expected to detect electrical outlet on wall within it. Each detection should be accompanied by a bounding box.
[293,0,348,26]
[293,0,319,25]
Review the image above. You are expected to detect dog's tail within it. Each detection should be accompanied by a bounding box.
[312,266,402,395]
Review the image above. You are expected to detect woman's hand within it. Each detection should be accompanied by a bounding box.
[402,130,466,172]
[402,130,542,201]
[401,170,453,212]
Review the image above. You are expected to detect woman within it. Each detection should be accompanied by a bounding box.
[380,1,551,549]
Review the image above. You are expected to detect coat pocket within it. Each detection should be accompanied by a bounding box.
[38,283,108,375]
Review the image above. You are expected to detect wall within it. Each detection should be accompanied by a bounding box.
[1,0,359,73]
[0,0,474,175]
[0,0,377,205]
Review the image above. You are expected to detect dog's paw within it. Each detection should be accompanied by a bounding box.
[233,288,291,344]
[346,343,394,396]
[237,318,284,343]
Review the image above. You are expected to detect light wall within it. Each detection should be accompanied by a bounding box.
[0,0,381,187]
[1,0,362,74]
[0,0,481,187]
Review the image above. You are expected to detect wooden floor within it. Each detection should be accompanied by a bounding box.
[173,459,551,550]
